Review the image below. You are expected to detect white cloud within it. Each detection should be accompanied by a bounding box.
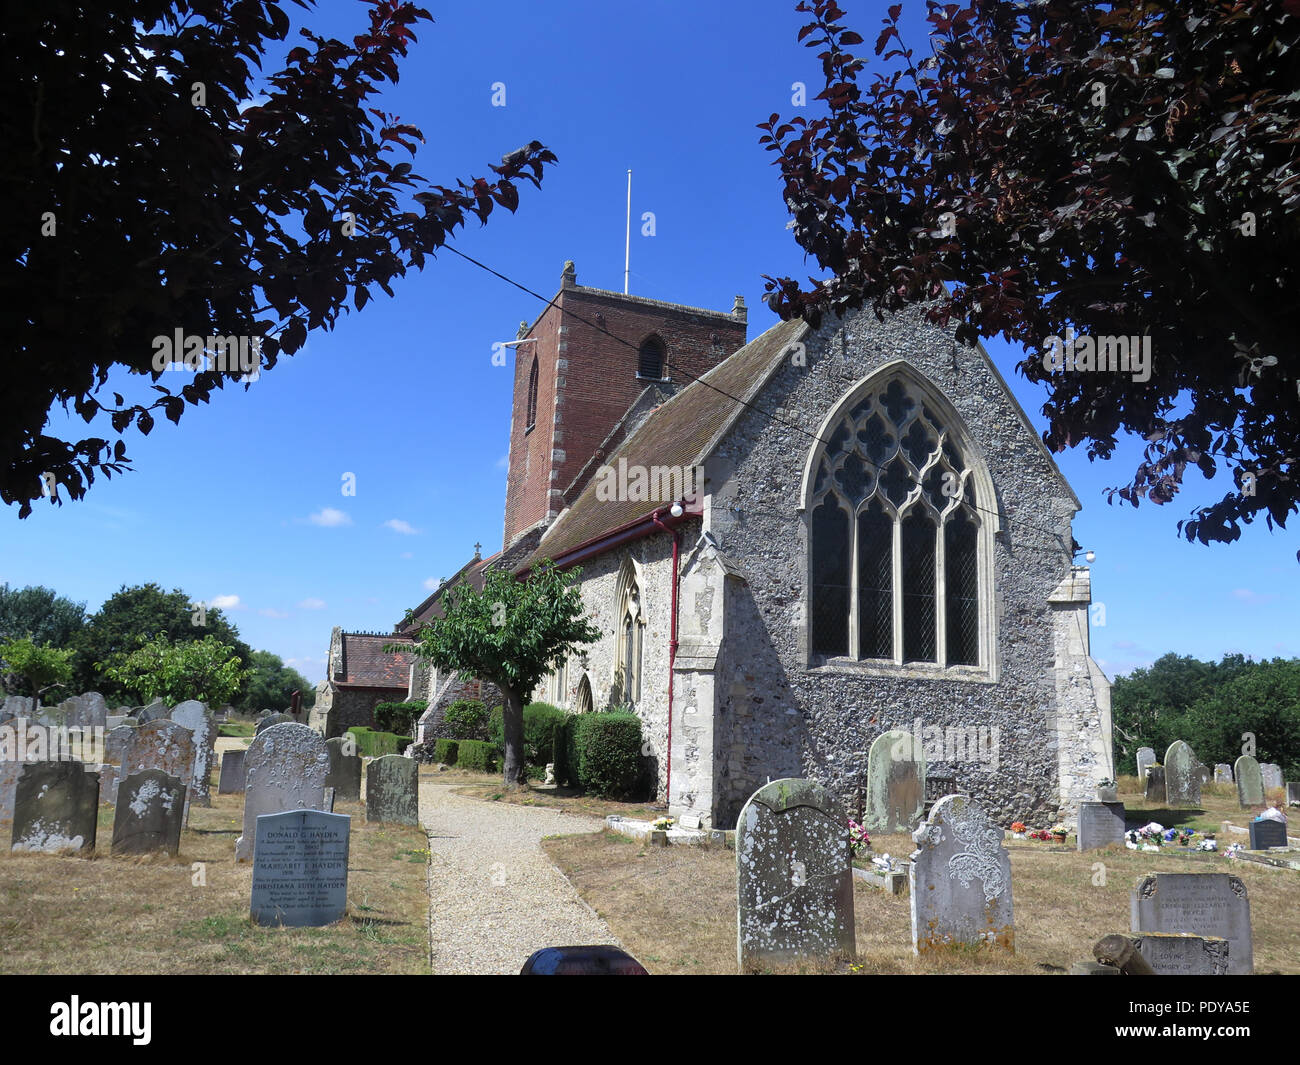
[1231,588,1276,606]
[495,454,509,470]
[210,594,242,610]
[308,507,352,527]
[423,577,441,591]
[298,598,327,610]
[258,608,289,619]
[400,552,414,560]
[383,519,419,535]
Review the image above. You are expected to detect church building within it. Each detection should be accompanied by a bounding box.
[409,262,1113,830]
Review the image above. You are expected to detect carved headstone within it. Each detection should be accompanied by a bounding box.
[250,809,350,927]
[99,724,136,805]
[235,723,330,862]
[218,749,247,795]
[1260,763,1284,790]
[1164,741,1201,806]
[365,755,418,825]
[137,699,170,724]
[735,778,855,971]
[255,712,294,736]
[1214,764,1233,785]
[1135,747,1156,783]
[1248,818,1287,850]
[112,769,186,856]
[909,795,1014,954]
[325,737,362,801]
[0,717,40,841]
[1144,766,1165,802]
[1,695,35,718]
[1131,873,1252,975]
[120,720,195,821]
[1134,933,1229,975]
[10,761,99,854]
[170,700,216,805]
[1235,756,1264,807]
[1077,801,1126,851]
[865,729,926,834]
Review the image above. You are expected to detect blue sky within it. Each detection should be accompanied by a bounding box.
[5,0,1296,686]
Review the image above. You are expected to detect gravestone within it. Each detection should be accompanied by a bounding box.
[36,692,108,732]
[1287,782,1299,807]
[324,787,335,813]
[1215,764,1233,785]
[137,699,170,724]
[366,755,418,825]
[1197,765,1211,786]
[325,737,362,801]
[1131,873,1253,975]
[0,717,48,841]
[1260,763,1284,790]
[1134,933,1229,976]
[170,700,216,805]
[910,795,1014,954]
[235,723,330,862]
[1144,766,1165,802]
[1,695,34,718]
[1164,741,1201,807]
[218,749,247,795]
[1135,747,1156,783]
[10,761,99,854]
[865,729,926,833]
[111,769,186,856]
[735,778,855,971]
[255,712,293,736]
[1248,818,1288,850]
[1235,756,1264,807]
[99,724,136,805]
[250,809,350,927]
[1077,801,1126,851]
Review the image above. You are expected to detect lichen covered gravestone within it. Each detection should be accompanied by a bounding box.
[1131,873,1252,975]
[169,700,216,805]
[235,723,330,862]
[1235,756,1264,807]
[112,769,186,856]
[865,729,926,834]
[1163,741,1201,807]
[365,755,417,824]
[909,795,1014,954]
[1134,933,1229,976]
[1214,764,1233,785]
[250,809,350,927]
[120,720,195,821]
[255,712,293,736]
[1260,763,1284,790]
[136,699,170,724]
[1135,747,1156,783]
[10,761,100,854]
[218,749,247,794]
[735,778,855,971]
[1144,766,1165,802]
[1077,801,1125,851]
[325,737,362,801]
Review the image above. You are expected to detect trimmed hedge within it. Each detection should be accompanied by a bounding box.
[490,701,568,767]
[442,699,489,740]
[434,738,459,765]
[374,699,426,736]
[346,726,412,757]
[554,712,643,798]
[456,739,498,772]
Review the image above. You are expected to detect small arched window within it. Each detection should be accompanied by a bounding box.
[576,674,593,714]
[637,336,665,380]
[807,372,989,670]
[525,355,539,432]
[613,557,645,705]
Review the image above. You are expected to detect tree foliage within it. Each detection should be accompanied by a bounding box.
[100,632,248,706]
[0,583,87,647]
[761,0,1299,549]
[0,638,76,699]
[398,562,600,785]
[4,0,555,514]
[237,649,315,712]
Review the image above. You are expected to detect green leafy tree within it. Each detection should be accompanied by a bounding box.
[100,633,248,706]
[73,583,251,698]
[0,584,87,647]
[0,637,76,700]
[1183,659,1300,777]
[761,0,1300,549]
[5,0,555,514]
[238,650,315,713]
[397,562,600,786]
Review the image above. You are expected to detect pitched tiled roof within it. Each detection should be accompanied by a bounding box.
[521,317,809,568]
[396,551,501,635]
[337,632,416,689]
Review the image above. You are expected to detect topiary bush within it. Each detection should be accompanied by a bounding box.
[374,699,426,736]
[442,699,489,740]
[346,726,412,757]
[563,712,643,798]
[490,702,569,768]
[456,739,497,772]
[434,738,459,765]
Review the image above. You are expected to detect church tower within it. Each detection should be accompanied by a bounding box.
[502,261,748,546]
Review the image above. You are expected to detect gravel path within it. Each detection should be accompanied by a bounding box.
[419,782,622,974]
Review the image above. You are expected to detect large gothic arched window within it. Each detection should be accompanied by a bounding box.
[807,372,988,670]
[525,355,539,432]
[613,556,645,705]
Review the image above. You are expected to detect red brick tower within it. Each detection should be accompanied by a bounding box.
[502,261,747,546]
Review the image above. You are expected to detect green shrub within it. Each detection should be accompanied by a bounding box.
[374,700,426,736]
[442,699,488,740]
[557,712,642,798]
[490,702,569,767]
[552,718,571,786]
[346,726,412,757]
[456,739,498,772]
[434,738,459,765]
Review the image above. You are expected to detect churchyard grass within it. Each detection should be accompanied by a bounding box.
[0,792,429,974]
[455,780,662,821]
[542,822,1300,975]
[217,721,256,738]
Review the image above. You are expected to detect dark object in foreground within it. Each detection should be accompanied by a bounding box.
[520,946,649,975]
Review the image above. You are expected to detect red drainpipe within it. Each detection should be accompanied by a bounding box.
[651,508,681,811]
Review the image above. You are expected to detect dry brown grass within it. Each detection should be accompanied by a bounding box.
[543,823,1300,976]
[0,792,430,975]
[452,780,663,821]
